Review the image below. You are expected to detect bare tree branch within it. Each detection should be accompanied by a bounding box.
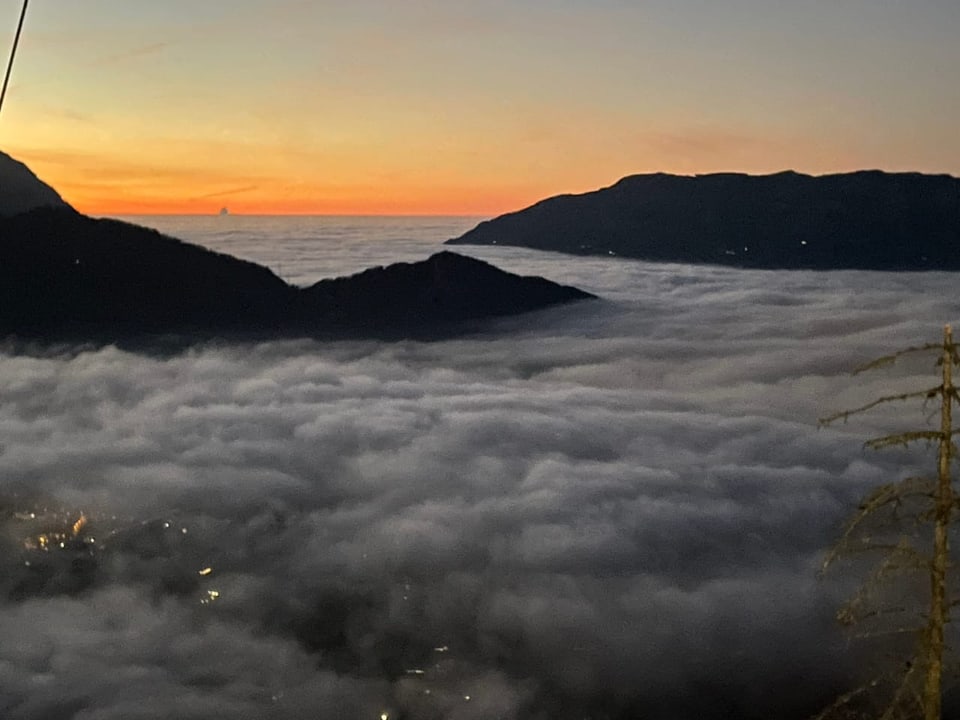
[852,344,942,375]
[820,387,943,426]
[866,431,945,451]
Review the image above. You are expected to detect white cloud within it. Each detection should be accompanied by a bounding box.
[1,258,958,718]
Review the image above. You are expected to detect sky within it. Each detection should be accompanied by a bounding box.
[0,0,958,215]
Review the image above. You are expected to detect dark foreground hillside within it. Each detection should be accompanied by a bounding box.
[0,207,594,345]
[447,170,960,270]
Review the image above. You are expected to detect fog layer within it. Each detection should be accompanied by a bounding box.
[2,246,958,719]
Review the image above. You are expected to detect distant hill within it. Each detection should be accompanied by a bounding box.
[0,150,72,216]
[446,171,960,270]
[300,250,594,337]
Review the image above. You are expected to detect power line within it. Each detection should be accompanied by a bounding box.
[0,0,29,119]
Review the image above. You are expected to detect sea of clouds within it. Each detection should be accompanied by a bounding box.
[2,228,959,719]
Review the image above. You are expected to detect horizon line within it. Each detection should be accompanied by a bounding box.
[98,212,491,219]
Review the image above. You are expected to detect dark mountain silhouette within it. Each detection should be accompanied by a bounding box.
[0,150,72,217]
[0,149,593,344]
[0,206,593,345]
[0,206,292,340]
[299,250,592,336]
[446,170,960,270]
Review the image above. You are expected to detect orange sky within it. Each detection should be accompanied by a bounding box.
[2,1,958,216]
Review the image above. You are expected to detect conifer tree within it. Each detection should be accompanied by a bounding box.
[817,325,959,720]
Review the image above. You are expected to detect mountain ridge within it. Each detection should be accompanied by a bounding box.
[0,151,594,346]
[0,150,73,217]
[446,170,960,270]
[0,206,593,345]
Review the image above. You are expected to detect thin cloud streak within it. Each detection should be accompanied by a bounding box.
[192,185,259,200]
[93,42,169,67]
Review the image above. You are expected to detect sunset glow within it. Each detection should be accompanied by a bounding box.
[1,1,957,215]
